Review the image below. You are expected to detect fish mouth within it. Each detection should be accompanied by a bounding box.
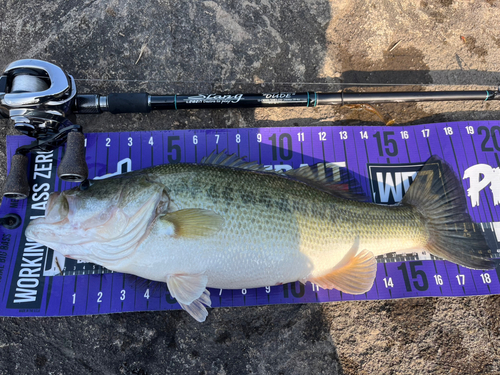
[25,219,65,250]
[25,191,79,251]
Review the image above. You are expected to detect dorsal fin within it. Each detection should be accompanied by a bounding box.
[285,163,367,202]
[201,150,274,172]
[201,151,366,201]
[285,163,342,184]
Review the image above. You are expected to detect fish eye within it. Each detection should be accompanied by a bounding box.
[79,179,94,191]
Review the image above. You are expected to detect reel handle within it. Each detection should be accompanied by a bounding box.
[57,131,88,182]
[3,154,30,200]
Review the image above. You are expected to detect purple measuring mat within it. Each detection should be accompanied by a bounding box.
[0,121,499,317]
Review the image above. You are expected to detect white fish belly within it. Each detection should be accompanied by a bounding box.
[111,212,420,290]
[115,222,318,289]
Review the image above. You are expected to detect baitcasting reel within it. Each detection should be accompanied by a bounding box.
[1,59,499,200]
[0,60,86,199]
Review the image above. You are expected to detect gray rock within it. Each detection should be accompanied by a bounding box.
[1,0,500,373]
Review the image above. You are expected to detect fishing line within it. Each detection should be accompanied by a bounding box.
[74,78,489,87]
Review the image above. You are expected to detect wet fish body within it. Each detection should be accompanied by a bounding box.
[26,153,496,321]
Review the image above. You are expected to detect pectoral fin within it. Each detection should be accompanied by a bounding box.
[166,273,212,322]
[160,208,224,238]
[308,238,377,294]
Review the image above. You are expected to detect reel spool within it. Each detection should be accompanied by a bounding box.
[11,73,49,93]
[0,60,89,199]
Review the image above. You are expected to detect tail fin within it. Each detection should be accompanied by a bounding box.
[401,156,498,270]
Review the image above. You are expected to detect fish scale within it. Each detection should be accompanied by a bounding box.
[127,163,428,283]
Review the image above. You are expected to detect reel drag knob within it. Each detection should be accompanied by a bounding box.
[3,154,30,200]
[57,131,88,182]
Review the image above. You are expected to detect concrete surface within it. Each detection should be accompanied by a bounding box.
[1,0,500,373]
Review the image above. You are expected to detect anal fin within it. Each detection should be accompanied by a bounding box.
[308,238,377,295]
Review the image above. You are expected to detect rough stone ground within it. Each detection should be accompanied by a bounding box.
[1,0,500,373]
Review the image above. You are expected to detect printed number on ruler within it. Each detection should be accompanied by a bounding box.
[373,131,398,157]
[477,125,500,151]
[397,262,428,292]
[269,133,292,160]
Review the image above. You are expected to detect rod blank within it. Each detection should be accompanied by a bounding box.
[73,89,498,114]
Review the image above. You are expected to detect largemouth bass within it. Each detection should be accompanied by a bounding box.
[25,153,497,321]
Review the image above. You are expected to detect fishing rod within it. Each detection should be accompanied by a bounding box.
[0,59,499,200]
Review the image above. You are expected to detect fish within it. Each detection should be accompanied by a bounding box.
[25,152,497,322]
